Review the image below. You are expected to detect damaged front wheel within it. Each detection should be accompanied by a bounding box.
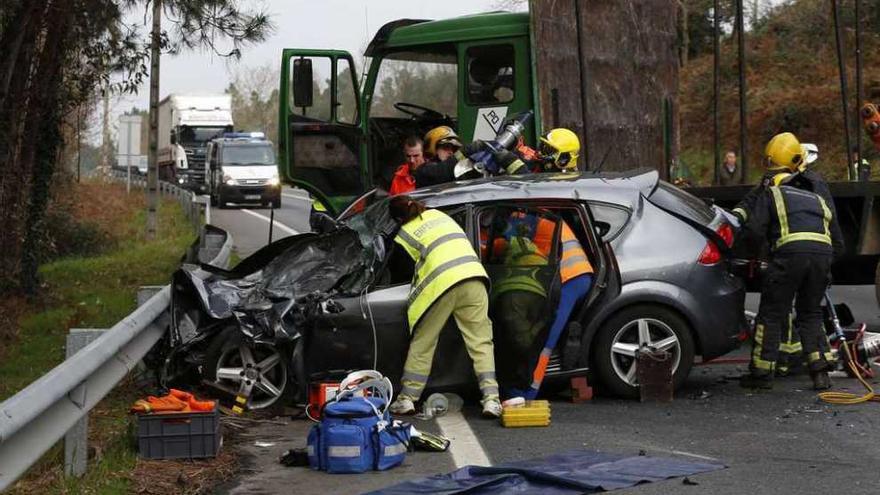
[204,327,289,410]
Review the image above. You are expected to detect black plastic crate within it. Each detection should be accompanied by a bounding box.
[136,407,221,460]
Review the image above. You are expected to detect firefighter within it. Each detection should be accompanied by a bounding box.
[491,127,580,174]
[732,133,843,376]
[489,232,551,397]
[733,155,839,390]
[387,196,502,418]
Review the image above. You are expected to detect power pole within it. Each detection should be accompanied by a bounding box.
[146,0,161,240]
[101,88,110,177]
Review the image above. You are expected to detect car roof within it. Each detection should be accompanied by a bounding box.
[411,169,658,210]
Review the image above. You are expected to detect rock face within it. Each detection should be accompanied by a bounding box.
[531,0,679,178]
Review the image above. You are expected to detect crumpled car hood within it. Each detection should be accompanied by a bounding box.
[174,198,397,324]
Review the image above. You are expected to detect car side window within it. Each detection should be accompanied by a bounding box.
[587,201,631,241]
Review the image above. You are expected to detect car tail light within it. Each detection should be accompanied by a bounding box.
[697,222,734,266]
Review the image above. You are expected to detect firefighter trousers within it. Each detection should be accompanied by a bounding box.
[752,253,833,376]
[399,280,499,404]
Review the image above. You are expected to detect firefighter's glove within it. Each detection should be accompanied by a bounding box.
[494,149,528,175]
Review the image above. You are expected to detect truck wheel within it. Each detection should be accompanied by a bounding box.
[217,192,228,209]
[272,198,281,209]
[592,305,695,399]
[210,192,218,207]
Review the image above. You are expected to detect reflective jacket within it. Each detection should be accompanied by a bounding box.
[395,209,489,329]
[389,163,416,196]
[492,236,548,299]
[743,184,833,256]
[505,213,593,283]
[733,170,844,257]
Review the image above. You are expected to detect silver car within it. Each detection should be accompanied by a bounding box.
[169,169,746,407]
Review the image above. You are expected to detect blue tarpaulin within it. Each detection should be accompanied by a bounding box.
[366,449,726,494]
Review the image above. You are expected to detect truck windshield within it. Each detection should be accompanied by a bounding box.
[370,51,458,118]
[180,127,228,145]
[222,144,276,165]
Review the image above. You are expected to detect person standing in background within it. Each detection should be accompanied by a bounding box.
[720,150,743,185]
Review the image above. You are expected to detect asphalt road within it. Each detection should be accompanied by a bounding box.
[208,193,880,494]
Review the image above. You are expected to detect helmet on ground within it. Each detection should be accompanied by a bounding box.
[539,128,580,170]
[424,126,462,156]
[771,172,792,187]
[764,132,804,172]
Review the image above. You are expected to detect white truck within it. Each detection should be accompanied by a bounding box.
[158,94,233,191]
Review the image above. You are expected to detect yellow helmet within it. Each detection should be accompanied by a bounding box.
[771,172,792,187]
[764,132,804,172]
[539,128,580,170]
[424,126,462,156]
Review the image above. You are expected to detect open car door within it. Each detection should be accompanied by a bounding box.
[279,49,365,217]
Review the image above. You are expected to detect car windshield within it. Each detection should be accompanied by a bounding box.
[369,51,458,119]
[222,144,275,165]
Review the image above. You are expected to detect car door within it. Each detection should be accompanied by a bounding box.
[303,207,474,389]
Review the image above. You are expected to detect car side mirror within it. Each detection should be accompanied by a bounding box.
[594,221,611,239]
[293,57,314,108]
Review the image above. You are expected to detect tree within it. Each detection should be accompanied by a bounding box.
[0,1,272,295]
[226,63,279,145]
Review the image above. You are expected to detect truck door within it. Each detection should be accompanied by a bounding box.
[457,38,535,145]
[279,49,364,215]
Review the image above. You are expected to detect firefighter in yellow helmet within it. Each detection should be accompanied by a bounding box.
[409,126,495,186]
[487,127,581,175]
[387,195,502,418]
[735,141,841,390]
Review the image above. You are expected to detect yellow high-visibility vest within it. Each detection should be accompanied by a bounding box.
[395,209,488,330]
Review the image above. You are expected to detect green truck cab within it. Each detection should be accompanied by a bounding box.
[277,12,538,215]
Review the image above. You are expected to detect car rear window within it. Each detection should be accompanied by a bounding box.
[648,181,715,225]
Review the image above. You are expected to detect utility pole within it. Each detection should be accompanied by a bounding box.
[101,88,110,177]
[146,0,161,240]
[735,0,748,179]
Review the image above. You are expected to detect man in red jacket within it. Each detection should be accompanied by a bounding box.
[390,136,425,196]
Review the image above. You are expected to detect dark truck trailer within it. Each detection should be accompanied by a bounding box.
[688,181,880,289]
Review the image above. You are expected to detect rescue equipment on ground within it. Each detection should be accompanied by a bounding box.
[415,392,463,420]
[501,400,551,428]
[307,370,411,473]
[307,380,365,420]
[130,388,215,414]
[818,292,880,405]
[409,426,451,452]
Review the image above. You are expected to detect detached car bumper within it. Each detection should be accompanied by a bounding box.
[220,184,281,203]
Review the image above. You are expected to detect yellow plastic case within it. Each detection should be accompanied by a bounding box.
[501,400,551,428]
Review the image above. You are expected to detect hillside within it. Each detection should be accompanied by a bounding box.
[679,0,880,184]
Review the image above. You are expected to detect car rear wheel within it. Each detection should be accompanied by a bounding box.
[593,305,695,399]
[204,327,289,410]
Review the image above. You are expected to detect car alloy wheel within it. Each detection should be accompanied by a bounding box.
[214,343,288,409]
[609,317,681,386]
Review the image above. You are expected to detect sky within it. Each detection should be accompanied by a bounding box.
[109,0,515,136]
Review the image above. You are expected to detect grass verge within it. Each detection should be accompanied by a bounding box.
[3,181,196,494]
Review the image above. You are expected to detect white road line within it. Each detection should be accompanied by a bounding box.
[669,450,720,462]
[435,413,491,468]
[239,208,299,236]
[282,193,309,201]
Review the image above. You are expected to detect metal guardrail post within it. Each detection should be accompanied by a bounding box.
[64,328,107,477]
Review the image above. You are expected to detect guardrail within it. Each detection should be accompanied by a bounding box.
[0,215,232,490]
[108,169,209,233]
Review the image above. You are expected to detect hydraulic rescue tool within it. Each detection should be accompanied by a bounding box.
[454,110,534,179]
[818,290,880,404]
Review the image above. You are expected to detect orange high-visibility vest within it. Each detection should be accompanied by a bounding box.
[509,212,593,283]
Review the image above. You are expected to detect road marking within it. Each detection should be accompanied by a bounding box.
[239,209,298,236]
[435,412,491,468]
[669,450,720,462]
[282,193,309,201]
